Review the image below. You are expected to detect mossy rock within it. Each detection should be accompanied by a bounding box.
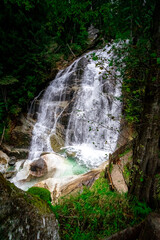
[27,186,52,202]
[0,173,60,240]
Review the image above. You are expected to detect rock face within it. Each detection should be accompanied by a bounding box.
[0,173,60,240]
[1,115,34,160]
[88,24,99,44]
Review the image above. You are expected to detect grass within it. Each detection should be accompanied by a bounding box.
[51,174,151,240]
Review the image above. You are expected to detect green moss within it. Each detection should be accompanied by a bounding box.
[27,187,52,202]
[119,148,131,158]
[0,173,51,215]
[109,163,113,174]
[51,175,151,240]
[123,163,131,185]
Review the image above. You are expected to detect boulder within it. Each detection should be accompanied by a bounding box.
[8,156,17,166]
[30,158,47,177]
[0,173,60,240]
[12,153,72,189]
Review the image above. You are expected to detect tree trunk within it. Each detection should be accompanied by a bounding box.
[129,0,160,205]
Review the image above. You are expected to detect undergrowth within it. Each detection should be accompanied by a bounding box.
[51,175,151,240]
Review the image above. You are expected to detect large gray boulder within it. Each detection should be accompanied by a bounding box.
[0,173,60,240]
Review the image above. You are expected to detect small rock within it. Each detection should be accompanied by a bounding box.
[8,156,17,166]
[66,150,76,158]
[4,166,16,179]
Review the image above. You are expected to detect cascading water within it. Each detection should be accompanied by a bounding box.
[12,42,124,190]
[28,43,122,168]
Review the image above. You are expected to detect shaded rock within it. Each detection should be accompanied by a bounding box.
[0,150,9,165]
[30,158,47,177]
[4,166,16,179]
[8,115,33,148]
[139,213,160,240]
[1,115,33,161]
[0,151,9,174]
[116,119,134,147]
[104,222,144,240]
[8,156,17,166]
[1,144,29,159]
[0,173,60,240]
[105,213,160,240]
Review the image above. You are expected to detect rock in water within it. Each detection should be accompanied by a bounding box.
[30,158,47,177]
[0,173,60,240]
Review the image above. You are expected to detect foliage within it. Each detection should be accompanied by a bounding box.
[51,176,151,240]
[27,187,52,202]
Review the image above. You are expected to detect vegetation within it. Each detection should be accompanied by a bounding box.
[27,186,52,202]
[51,175,151,240]
[1,0,160,237]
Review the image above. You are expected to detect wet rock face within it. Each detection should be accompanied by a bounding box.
[30,158,47,177]
[1,115,33,160]
[88,25,99,44]
[0,173,60,240]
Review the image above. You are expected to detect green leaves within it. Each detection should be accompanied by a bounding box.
[0,76,18,86]
[157,57,160,64]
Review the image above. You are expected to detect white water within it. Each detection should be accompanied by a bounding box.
[27,43,122,169]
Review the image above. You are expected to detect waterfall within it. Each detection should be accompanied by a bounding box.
[28,43,122,169]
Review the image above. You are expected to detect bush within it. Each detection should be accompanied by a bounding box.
[27,187,51,202]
